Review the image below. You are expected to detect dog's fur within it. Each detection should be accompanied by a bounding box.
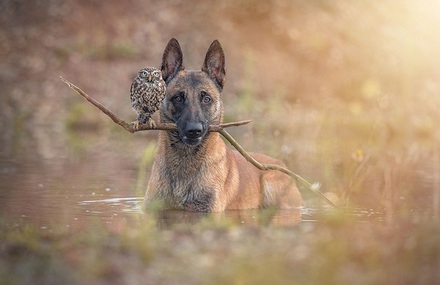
[144,38,301,212]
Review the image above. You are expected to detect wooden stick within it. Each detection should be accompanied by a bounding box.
[219,129,337,207]
[59,76,250,133]
[60,76,336,207]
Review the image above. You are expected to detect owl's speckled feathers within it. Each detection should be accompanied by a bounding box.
[130,67,166,129]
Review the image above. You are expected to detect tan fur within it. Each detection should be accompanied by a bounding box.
[144,38,301,212]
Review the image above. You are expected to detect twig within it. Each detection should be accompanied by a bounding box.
[219,130,337,207]
[60,76,336,207]
[59,76,250,133]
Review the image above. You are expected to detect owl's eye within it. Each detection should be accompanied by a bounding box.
[140,70,148,77]
[153,70,161,78]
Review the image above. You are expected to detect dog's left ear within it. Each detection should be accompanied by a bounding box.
[202,40,226,90]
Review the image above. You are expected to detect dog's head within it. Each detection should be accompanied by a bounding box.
[159,38,226,147]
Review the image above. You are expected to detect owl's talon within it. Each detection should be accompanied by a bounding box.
[132,120,140,130]
[148,118,157,129]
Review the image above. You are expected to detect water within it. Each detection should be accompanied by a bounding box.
[0,156,383,231]
[0,127,387,231]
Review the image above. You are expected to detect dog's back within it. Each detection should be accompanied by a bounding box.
[144,38,301,212]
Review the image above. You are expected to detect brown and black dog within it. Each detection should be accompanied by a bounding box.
[144,38,301,212]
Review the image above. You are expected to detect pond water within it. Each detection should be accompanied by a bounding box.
[0,127,386,232]
[0,180,384,232]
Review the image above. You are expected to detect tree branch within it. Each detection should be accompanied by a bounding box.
[219,129,336,207]
[59,76,250,133]
[60,76,336,207]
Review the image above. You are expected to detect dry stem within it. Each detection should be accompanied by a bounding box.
[219,129,336,207]
[59,76,250,133]
[60,76,336,207]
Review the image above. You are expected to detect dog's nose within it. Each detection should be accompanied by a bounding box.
[185,123,203,138]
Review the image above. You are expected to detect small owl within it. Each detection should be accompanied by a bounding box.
[129,67,166,130]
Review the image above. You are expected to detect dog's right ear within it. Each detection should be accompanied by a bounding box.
[161,38,184,83]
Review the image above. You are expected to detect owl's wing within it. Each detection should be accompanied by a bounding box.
[130,82,136,100]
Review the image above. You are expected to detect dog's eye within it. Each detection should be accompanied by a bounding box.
[173,93,184,103]
[201,92,212,104]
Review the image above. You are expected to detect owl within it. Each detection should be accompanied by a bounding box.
[129,67,166,130]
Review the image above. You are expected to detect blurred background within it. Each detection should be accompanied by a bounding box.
[1,0,440,221]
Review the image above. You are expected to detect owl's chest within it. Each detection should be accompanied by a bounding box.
[131,82,165,108]
[134,83,161,97]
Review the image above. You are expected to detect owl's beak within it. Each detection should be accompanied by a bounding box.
[148,75,152,82]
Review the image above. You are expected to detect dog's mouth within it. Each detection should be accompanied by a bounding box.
[169,131,205,147]
[181,136,203,146]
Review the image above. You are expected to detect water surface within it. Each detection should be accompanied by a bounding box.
[0,141,384,232]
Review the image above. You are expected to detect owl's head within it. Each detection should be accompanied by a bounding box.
[139,67,162,83]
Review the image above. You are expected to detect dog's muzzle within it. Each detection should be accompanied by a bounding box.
[180,122,207,146]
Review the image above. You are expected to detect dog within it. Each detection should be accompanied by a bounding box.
[144,38,302,212]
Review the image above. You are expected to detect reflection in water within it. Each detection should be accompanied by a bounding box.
[151,208,303,229]
[0,126,146,231]
[0,140,329,231]
[0,127,389,231]
[77,197,384,230]
[79,197,302,228]
[0,146,384,232]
